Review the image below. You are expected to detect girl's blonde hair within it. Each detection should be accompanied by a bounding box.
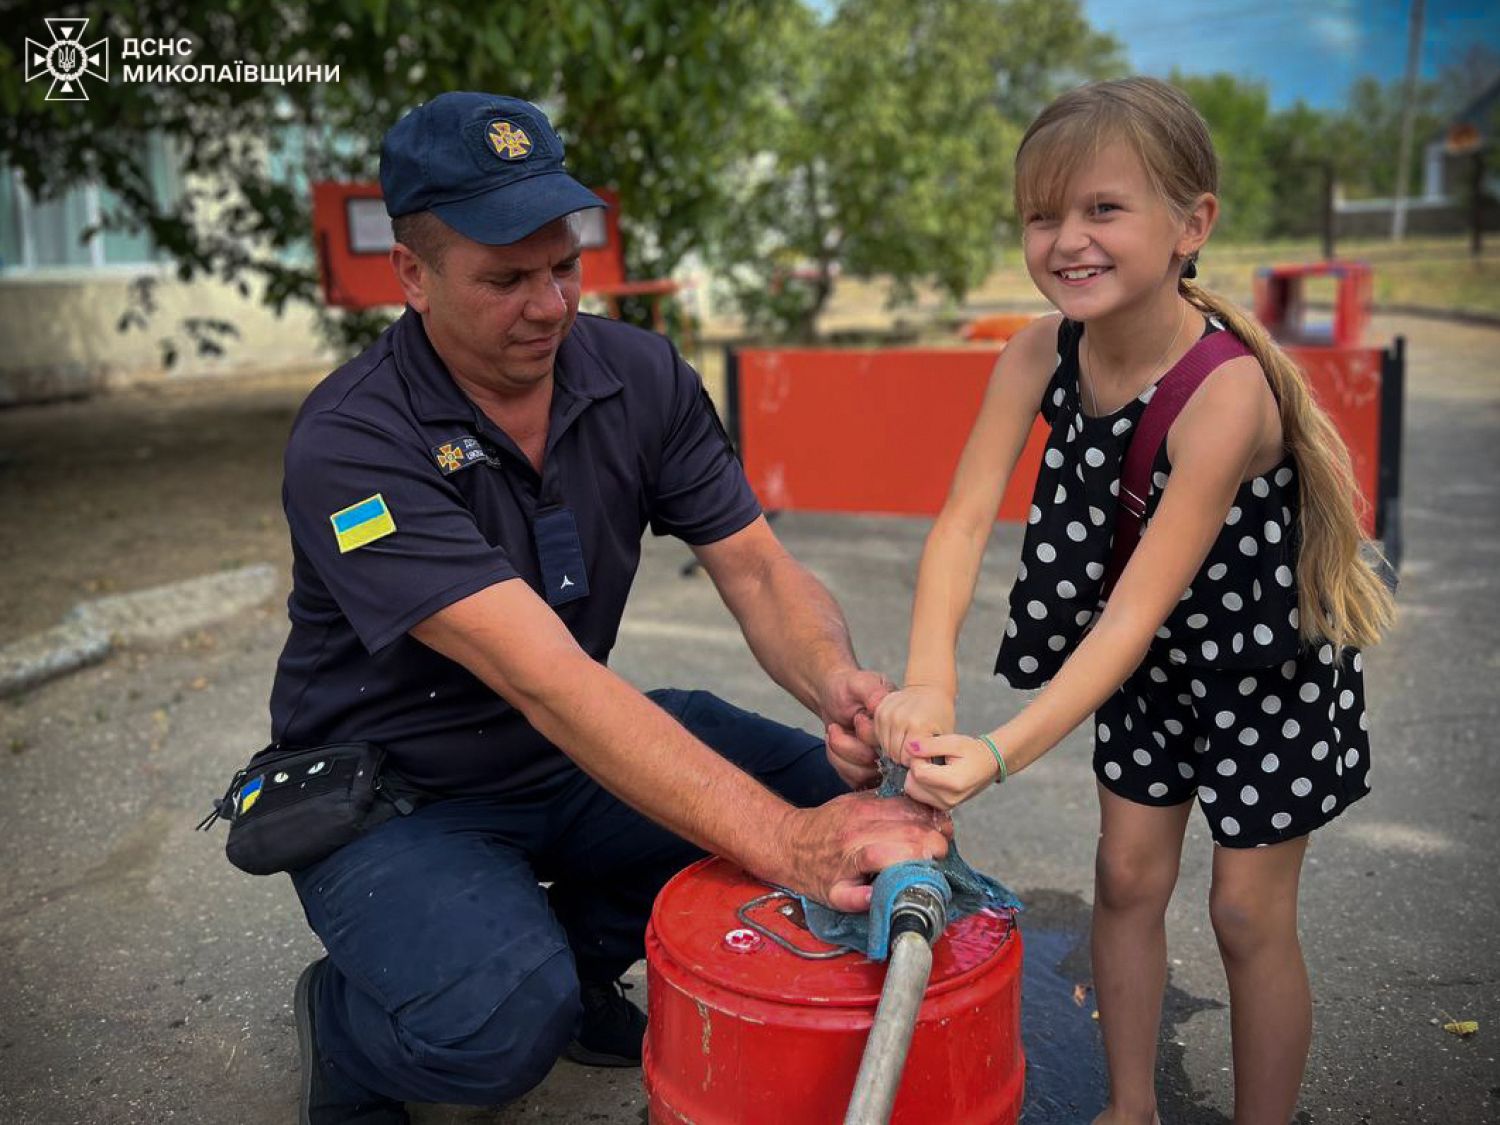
[1015,77,1394,650]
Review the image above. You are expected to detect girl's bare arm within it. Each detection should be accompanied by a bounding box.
[875,315,1061,758]
[905,355,1282,808]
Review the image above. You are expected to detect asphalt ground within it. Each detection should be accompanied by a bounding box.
[0,314,1496,1123]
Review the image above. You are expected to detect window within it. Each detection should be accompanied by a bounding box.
[0,134,178,273]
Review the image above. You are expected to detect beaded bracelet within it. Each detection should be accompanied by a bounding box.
[974,733,1008,784]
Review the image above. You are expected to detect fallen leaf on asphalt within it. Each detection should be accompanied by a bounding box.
[1442,1020,1478,1038]
[190,677,209,691]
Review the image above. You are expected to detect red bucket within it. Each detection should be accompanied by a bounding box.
[644,856,1024,1124]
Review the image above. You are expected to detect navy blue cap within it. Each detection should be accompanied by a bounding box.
[380,92,606,246]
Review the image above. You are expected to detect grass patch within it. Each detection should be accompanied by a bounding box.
[699,235,1498,352]
[981,234,1500,318]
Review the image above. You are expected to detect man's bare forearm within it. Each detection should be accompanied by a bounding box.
[719,551,857,715]
[541,661,803,868]
[463,632,810,887]
[411,581,949,910]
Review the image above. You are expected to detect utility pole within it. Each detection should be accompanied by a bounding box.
[1323,162,1337,261]
[1391,0,1426,240]
[1471,148,1485,257]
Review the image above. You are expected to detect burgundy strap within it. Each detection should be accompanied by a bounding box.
[1100,329,1255,599]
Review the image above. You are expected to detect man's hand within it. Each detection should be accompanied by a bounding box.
[874,685,956,766]
[779,792,952,912]
[818,667,894,789]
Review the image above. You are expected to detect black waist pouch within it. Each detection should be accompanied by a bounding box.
[196,742,423,875]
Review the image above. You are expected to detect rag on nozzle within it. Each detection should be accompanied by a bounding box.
[797,760,1022,961]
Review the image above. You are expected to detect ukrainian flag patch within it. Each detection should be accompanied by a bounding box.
[330,494,397,554]
[238,775,264,816]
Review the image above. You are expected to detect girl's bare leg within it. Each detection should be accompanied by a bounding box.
[1091,784,1194,1125]
[1209,834,1311,1125]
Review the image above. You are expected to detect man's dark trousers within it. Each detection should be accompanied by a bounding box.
[290,689,847,1106]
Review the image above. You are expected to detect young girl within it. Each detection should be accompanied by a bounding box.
[875,78,1394,1125]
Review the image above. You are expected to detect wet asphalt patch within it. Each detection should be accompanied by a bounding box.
[1017,887,1231,1124]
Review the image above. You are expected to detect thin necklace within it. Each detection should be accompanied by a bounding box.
[1081,300,1189,417]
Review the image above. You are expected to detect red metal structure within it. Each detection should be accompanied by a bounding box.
[310,182,683,333]
[1253,260,1373,349]
[311,181,397,310]
[644,856,1025,1124]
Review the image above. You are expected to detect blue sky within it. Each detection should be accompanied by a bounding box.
[1081,0,1500,108]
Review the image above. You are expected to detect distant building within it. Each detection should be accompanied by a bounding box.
[1335,75,1500,239]
[0,136,329,406]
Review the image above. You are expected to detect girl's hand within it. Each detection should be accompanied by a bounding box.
[874,686,956,766]
[902,735,1001,810]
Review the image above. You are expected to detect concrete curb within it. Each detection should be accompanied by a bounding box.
[0,563,278,698]
[0,621,111,698]
[1364,303,1500,329]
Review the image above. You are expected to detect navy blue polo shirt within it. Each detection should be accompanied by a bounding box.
[267,310,761,794]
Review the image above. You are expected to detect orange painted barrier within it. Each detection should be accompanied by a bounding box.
[729,342,1404,550]
[1286,346,1385,536]
[731,347,1045,522]
[962,313,1036,342]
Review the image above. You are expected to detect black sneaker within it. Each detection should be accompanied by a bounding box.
[563,978,648,1067]
[295,958,410,1125]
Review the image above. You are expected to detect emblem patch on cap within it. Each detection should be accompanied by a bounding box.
[487,119,532,161]
[432,436,487,475]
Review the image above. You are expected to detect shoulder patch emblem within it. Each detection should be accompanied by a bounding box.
[330,494,396,553]
[432,436,487,475]
[487,119,532,161]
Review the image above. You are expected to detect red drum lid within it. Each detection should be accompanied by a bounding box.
[651,856,1017,1007]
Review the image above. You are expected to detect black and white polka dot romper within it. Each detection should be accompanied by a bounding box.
[995,318,1370,847]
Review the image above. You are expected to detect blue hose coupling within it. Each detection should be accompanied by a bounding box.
[866,862,952,961]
